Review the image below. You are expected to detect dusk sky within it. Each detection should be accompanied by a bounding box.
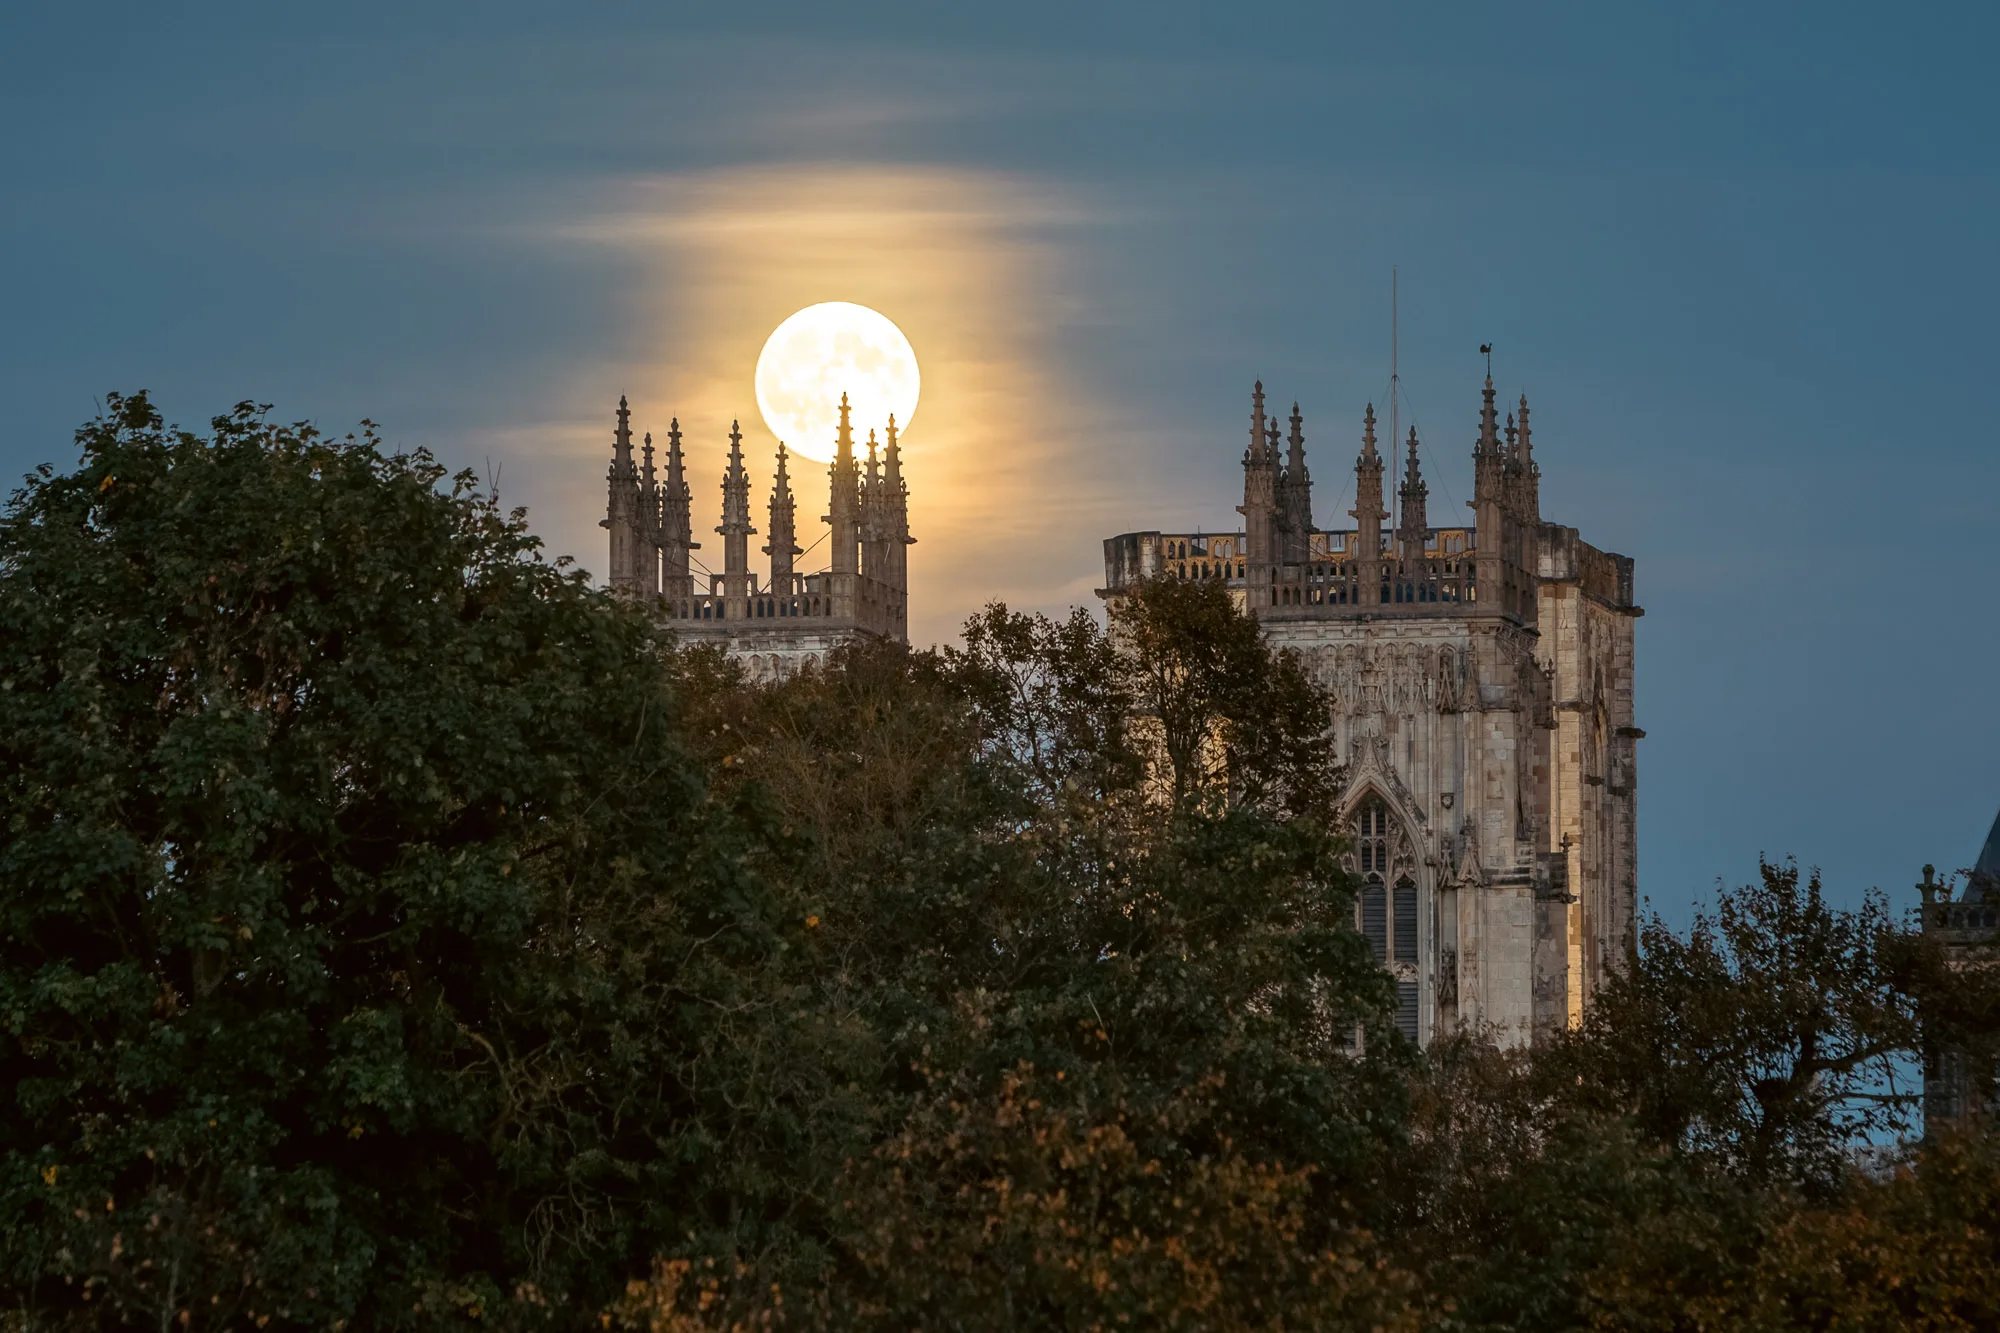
[5,2,1996,921]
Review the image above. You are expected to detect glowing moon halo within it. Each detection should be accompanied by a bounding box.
[754,302,920,464]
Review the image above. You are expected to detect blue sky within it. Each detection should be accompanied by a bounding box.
[4,1,1996,920]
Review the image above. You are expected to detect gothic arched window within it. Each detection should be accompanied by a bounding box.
[1352,799,1423,1044]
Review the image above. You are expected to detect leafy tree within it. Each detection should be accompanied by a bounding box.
[613,598,1402,1328]
[0,395,771,1329]
[1391,866,2000,1331]
[1545,860,1923,1187]
[1101,580,1340,820]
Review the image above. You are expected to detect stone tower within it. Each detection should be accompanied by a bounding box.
[1100,373,1641,1049]
[602,393,914,679]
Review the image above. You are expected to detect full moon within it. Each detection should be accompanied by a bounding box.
[754,302,920,463]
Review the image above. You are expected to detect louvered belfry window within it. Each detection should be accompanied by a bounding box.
[1394,875,1418,962]
[1355,799,1391,961]
[1361,879,1387,961]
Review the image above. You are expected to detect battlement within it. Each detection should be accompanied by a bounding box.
[1103,525,1482,613]
[1103,523,1631,620]
[601,392,912,664]
[1100,375,1634,627]
[655,570,906,640]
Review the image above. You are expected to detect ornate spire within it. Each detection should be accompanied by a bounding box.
[718,419,754,537]
[1249,380,1270,461]
[883,412,906,492]
[764,442,800,592]
[1398,426,1429,551]
[1468,372,1520,619]
[612,394,634,473]
[604,395,640,590]
[1517,394,1540,525]
[826,392,863,607]
[717,419,756,609]
[634,429,661,594]
[1239,380,1282,604]
[656,417,696,598]
[861,428,888,581]
[663,420,697,536]
[1352,403,1387,604]
[886,413,912,518]
[1472,371,1506,522]
[879,415,913,626]
[1277,401,1313,564]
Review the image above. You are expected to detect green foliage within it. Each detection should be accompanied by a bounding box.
[6,393,1999,1331]
[1392,868,2000,1331]
[1103,580,1341,819]
[637,600,1406,1326]
[1547,860,1923,1187]
[0,395,752,1328]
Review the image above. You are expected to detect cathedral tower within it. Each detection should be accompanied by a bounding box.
[602,390,915,675]
[1099,365,1640,1051]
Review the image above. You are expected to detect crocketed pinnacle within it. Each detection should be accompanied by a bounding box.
[1477,373,1499,456]
[1249,381,1270,461]
[1400,426,1429,535]
[717,419,754,538]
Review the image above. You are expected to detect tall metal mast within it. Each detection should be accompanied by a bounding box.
[1389,267,1399,541]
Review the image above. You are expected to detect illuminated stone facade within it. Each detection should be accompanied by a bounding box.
[1101,379,1642,1048]
[602,393,912,678]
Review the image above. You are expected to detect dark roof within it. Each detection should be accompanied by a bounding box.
[1968,804,2000,876]
[1973,805,2000,899]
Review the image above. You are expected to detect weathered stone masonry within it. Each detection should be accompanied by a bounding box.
[1100,377,1642,1048]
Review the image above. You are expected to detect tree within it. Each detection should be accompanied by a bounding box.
[612,598,1402,1328]
[1103,579,1341,821]
[0,395,766,1329]
[1547,860,1923,1187]
[1388,865,2000,1331]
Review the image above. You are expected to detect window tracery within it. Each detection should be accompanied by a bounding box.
[1349,795,1422,1042]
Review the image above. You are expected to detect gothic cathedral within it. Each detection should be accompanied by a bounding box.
[604,369,1640,1050]
[1099,377,1642,1048]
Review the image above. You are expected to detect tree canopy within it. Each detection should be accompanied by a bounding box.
[2,395,1996,1331]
